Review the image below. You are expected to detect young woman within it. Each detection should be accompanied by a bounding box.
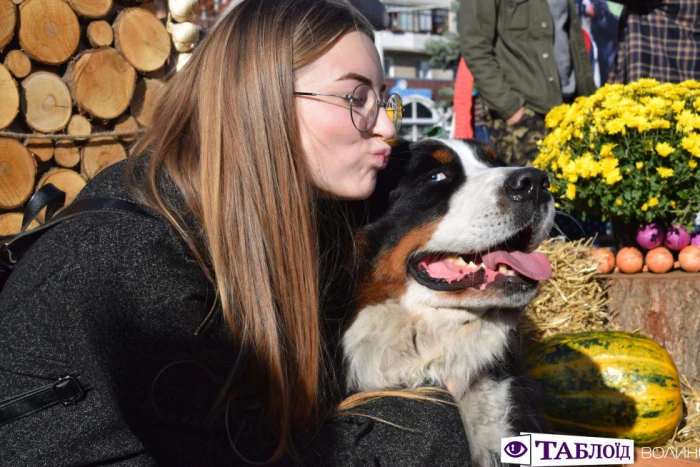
[0,1,471,465]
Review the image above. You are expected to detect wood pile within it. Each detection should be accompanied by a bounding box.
[0,0,201,236]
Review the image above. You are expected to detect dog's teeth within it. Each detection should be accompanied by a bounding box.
[506,270,517,276]
[498,264,508,274]
[473,262,482,269]
[454,256,468,266]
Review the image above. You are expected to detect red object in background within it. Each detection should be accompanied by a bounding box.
[453,57,474,139]
[582,27,592,54]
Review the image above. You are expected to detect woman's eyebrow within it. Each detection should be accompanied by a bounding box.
[337,72,386,93]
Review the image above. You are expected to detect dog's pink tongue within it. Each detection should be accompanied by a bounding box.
[482,251,552,281]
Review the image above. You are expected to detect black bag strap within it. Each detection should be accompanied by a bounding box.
[21,183,66,232]
[1,188,143,269]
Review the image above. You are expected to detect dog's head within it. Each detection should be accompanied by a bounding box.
[356,138,555,317]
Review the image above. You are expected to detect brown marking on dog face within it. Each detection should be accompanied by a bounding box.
[356,221,440,310]
[483,145,497,160]
[431,148,453,164]
[497,199,508,215]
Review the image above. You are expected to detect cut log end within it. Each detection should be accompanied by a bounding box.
[81,137,127,179]
[67,114,92,139]
[0,212,41,236]
[36,168,86,221]
[4,50,32,79]
[54,140,81,168]
[0,0,17,50]
[19,0,80,65]
[21,71,73,133]
[131,77,165,127]
[87,20,113,47]
[25,136,54,162]
[0,138,37,210]
[70,48,137,120]
[114,7,171,72]
[114,114,140,142]
[0,64,20,130]
[67,0,112,19]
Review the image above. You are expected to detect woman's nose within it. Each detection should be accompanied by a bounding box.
[372,105,397,140]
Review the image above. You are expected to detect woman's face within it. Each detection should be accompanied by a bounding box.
[295,31,396,200]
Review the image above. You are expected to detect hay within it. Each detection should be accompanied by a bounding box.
[524,238,700,458]
[522,237,616,343]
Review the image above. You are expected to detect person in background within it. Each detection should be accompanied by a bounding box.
[608,0,699,84]
[459,0,596,166]
[0,1,471,465]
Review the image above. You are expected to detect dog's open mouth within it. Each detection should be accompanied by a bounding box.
[408,226,552,292]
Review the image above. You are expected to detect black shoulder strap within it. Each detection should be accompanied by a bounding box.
[1,185,143,270]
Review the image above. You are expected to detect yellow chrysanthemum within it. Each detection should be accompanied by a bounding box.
[672,100,686,113]
[690,160,698,169]
[599,143,617,157]
[641,203,649,212]
[615,198,623,206]
[655,142,675,157]
[648,197,659,207]
[681,133,700,157]
[636,162,644,169]
[656,167,674,178]
[670,200,676,208]
[565,184,576,200]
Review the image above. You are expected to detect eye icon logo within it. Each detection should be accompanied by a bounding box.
[504,441,528,458]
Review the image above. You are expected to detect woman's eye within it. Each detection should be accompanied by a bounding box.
[429,172,447,182]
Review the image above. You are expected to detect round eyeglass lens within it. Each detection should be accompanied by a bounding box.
[350,84,377,132]
[387,93,402,133]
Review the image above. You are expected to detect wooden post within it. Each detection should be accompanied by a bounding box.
[603,271,700,379]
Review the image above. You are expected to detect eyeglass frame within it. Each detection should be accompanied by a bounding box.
[293,83,402,133]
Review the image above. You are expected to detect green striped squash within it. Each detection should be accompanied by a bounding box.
[526,331,683,446]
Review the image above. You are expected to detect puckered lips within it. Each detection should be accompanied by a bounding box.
[408,226,552,292]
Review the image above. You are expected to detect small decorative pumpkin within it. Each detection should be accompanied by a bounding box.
[526,331,683,447]
[591,247,615,274]
[616,247,643,273]
[645,247,674,274]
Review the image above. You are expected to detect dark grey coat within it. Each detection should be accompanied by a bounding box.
[0,161,471,466]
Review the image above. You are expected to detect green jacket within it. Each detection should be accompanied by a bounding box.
[459,0,596,120]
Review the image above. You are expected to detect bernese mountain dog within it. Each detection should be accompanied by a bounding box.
[343,138,555,466]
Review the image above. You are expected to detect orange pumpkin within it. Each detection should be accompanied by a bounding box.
[645,247,673,274]
[616,247,643,274]
[678,245,700,272]
[591,247,615,273]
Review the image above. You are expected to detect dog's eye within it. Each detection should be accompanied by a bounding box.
[428,172,447,183]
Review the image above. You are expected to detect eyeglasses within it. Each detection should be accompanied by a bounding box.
[294,83,402,134]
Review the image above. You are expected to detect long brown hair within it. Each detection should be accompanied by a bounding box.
[127,0,373,461]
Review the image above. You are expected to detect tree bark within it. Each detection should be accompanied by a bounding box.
[18,0,80,65]
[0,138,37,210]
[114,7,171,72]
[0,64,19,130]
[21,71,73,133]
[604,271,700,379]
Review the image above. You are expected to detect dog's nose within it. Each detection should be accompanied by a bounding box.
[504,168,550,204]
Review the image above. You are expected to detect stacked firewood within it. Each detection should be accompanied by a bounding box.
[0,0,200,235]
